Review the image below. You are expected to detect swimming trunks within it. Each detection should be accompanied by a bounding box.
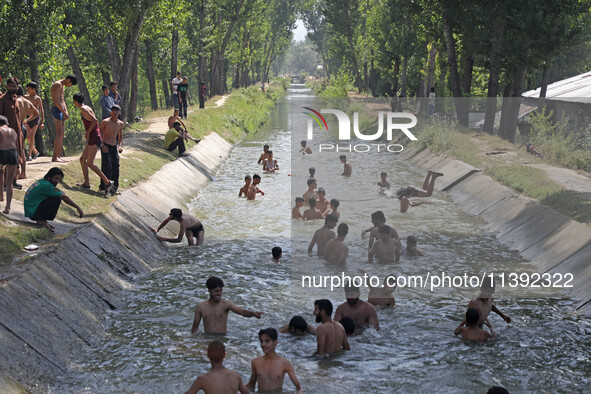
[396,186,418,199]
[188,223,204,237]
[27,116,40,128]
[0,149,18,166]
[82,116,102,147]
[51,106,64,121]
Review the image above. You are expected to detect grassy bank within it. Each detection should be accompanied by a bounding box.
[410,119,591,225]
[1,79,289,265]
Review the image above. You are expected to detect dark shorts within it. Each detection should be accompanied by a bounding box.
[21,124,27,140]
[188,223,204,238]
[0,149,18,166]
[51,106,64,121]
[27,116,41,128]
[88,131,102,147]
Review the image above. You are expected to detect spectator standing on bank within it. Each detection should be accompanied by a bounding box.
[172,71,182,110]
[199,81,207,109]
[178,76,189,119]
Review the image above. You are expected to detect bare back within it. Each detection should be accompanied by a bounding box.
[316,320,348,355]
[187,368,245,394]
[334,300,379,330]
[0,126,17,150]
[313,228,335,255]
[324,239,348,265]
[467,297,493,328]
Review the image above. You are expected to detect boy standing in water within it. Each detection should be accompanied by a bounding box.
[313,299,350,356]
[271,246,282,263]
[330,198,340,219]
[238,175,251,197]
[377,171,390,189]
[184,341,249,394]
[324,223,349,265]
[302,197,323,220]
[151,208,204,246]
[362,210,400,249]
[340,155,352,176]
[246,328,302,394]
[316,187,330,217]
[292,197,305,219]
[368,225,400,264]
[454,308,494,341]
[308,214,338,255]
[247,174,264,200]
[404,235,425,257]
[302,177,317,205]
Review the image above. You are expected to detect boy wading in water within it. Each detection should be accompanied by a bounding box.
[150,208,204,246]
[454,308,493,342]
[184,341,249,394]
[246,328,303,394]
[191,276,263,334]
[396,170,443,213]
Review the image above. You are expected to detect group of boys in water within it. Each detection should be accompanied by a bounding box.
[149,143,511,393]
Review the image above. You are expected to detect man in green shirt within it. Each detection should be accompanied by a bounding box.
[24,167,83,231]
[164,121,199,157]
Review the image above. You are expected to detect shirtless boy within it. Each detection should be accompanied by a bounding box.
[0,116,18,214]
[308,214,338,255]
[324,223,349,265]
[50,74,77,162]
[316,187,330,217]
[396,170,443,213]
[340,155,352,176]
[263,150,278,172]
[454,308,494,342]
[300,140,312,154]
[309,167,315,178]
[292,197,305,219]
[239,175,251,197]
[246,174,264,200]
[454,278,510,335]
[99,105,124,194]
[302,197,323,220]
[25,82,43,160]
[191,276,263,334]
[330,198,340,219]
[246,328,302,394]
[271,246,282,263]
[368,275,396,307]
[368,225,401,264]
[279,315,316,335]
[313,299,350,356]
[15,86,39,178]
[184,341,249,394]
[151,208,204,246]
[257,144,270,165]
[404,235,425,257]
[378,171,390,189]
[334,286,380,330]
[362,211,399,249]
[302,177,317,205]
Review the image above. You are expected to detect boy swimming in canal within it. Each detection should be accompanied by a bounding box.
[184,341,249,394]
[454,308,494,342]
[151,208,204,246]
[246,328,302,394]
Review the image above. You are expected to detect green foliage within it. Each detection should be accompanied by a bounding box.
[529,109,591,172]
[317,67,353,98]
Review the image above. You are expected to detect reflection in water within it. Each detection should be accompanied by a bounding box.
[53,86,590,393]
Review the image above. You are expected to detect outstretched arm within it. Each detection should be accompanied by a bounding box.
[229,302,263,318]
[491,304,511,323]
[151,216,172,233]
[61,194,84,218]
[158,221,185,243]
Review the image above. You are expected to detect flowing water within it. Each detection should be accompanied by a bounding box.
[53,86,591,393]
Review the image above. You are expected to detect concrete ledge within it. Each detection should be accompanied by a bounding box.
[0,132,233,392]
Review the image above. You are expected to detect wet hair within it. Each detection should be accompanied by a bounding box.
[288,315,308,332]
[487,387,509,394]
[16,86,24,96]
[300,140,306,145]
[72,93,84,103]
[339,317,355,335]
[0,115,7,126]
[325,213,338,224]
[253,174,261,180]
[381,171,387,177]
[65,74,78,85]
[263,144,269,149]
[379,225,392,235]
[6,77,18,86]
[307,178,316,187]
[308,197,316,207]
[206,276,224,290]
[272,246,282,259]
[111,105,121,112]
[44,167,64,181]
[466,308,479,326]
[172,121,181,128]
[371,210,386,222]
[317,187,325,196]
[258,327,278,341]
[339,155,346,160]
[207,340,225,362]
[330,198,339,208]
[407,235,417,245]
[309,167,315,176]
[102,85,109,91]
[110,81,118,87]
[244,175,252,181]
[314,299,333,317]
[295,197,304,203]
[337,223,349,237]
[170,208,183,220]
[396,186,414,200]
[26,82,37,90]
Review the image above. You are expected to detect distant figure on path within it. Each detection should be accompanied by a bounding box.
[25,82,44,160]
[99,105,124,195]
[178,76,189,118]
[199,81,207,109]
[0,115,18,214]
[172,71,182,110]
[99,85,114,120]
[50,74,77,162]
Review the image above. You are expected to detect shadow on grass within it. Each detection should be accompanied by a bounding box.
[541,190,591,225]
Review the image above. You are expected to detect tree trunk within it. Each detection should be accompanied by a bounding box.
[369,52,376,97]
[171,29,179,80]
[261,36,276,85]
[198,0,207,85]
[42,93,56,151]
[461,49,474,95]
[393,57,400,93]
[105,33,121,82]
[145,39,158,111]
[129,41,140,122]
[162,79,171,108]
[499,67,525,142]
[483,2,505,134]
[66,45,94,112]
[344,10,362,92]
[29,52,46,156]
[119,7,148,123]
[539,59,551,111]
[101,71,111,86]
[441,5,468,126]
[400,55,408,96]
[427,45,437,95]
